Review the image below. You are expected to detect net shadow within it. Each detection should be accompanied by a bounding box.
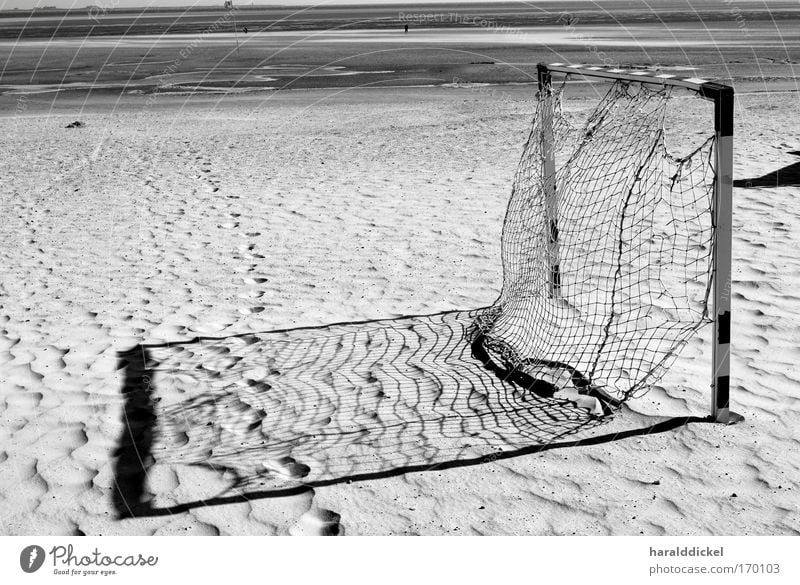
[113,309,615,517]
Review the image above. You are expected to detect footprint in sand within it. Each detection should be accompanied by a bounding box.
[289,507,343,536]
[261,456,311,480]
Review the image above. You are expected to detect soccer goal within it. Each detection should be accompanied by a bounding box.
[474,62,742,424]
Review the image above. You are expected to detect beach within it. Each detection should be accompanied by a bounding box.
[1,2,799,536]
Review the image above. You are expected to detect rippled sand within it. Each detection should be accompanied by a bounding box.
[1,85,798,535]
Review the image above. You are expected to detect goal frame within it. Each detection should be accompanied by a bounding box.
[536,62,742,424]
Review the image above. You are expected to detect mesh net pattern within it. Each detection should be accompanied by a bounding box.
[118,312,603,507]
[475,78,716,402]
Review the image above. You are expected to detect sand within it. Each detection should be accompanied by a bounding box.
[1,83,798,535]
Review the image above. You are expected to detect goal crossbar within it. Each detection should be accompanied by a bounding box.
[535,62,741,424]
[541,62,713,91]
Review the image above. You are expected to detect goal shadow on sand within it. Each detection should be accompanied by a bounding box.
[112,309,709,518]
[113,309,627,518]
[734,150,800,188]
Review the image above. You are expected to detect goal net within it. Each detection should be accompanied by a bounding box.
[474,74,718,404]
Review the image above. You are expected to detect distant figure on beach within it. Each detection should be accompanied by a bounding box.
[243,26,248,34]
[404,24,409,34]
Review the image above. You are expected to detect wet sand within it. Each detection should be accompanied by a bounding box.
[1,2,799,99]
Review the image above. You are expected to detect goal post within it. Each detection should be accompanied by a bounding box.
[537,66,561,297]
[699,81,743,425]
[479,62,742,423]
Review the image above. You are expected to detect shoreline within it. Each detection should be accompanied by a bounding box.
[3,75,799,112]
